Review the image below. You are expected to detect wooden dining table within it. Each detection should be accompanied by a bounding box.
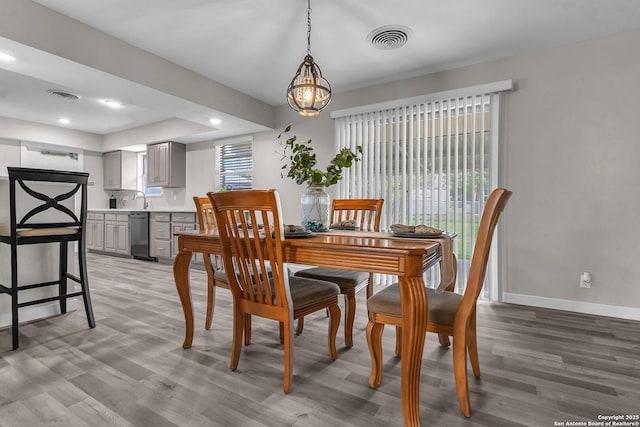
[173,229,444,427]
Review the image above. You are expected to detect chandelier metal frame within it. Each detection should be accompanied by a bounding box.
[286,0,331,117]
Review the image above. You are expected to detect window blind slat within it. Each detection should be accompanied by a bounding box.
[335,87,501,298]
[218,141,252,190]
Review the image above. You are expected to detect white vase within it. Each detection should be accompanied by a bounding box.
[301,185,330,232]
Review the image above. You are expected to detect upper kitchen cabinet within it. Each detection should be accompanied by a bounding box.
[147,142,186,188]
[103,150,137,190]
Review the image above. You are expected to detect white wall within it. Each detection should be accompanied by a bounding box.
[498,31,640,312]
[0,117,102,152]
[84,151,107,209]
[185,141,216,203]
[252,119,337,225]
[250,28,640,315]
[0,138,20,178]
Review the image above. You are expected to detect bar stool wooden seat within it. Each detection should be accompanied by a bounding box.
[0,167,96,350]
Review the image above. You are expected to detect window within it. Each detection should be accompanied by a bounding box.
[137,152,162,196]
[332,81,511,300]
[216,140,253,190]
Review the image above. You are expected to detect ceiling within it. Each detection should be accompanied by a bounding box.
[2,0,640,146]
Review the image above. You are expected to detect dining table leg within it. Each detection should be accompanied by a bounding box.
[399,274,429,427]
[173,247,194,349]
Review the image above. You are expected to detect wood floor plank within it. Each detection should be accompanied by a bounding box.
[1,253,639,426]
[66,398,135,427]
[20,392,91,427]
[0,400,50,427]
[69,372,178,427]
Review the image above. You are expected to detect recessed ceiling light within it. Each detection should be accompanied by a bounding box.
[209,118,222,125]
[0,52,16,62]
[47,89,81,100]
[102,99,123,108]
[58,118,70,124]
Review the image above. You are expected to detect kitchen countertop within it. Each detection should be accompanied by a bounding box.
[89,208,196,213]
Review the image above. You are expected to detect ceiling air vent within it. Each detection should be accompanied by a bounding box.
[367,25,412,50]
[46,89,81,101]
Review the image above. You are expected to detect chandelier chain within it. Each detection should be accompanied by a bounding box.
[307,0,312,54]
[286,0,331,116]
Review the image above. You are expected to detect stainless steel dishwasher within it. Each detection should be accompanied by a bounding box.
[129,211,156,261]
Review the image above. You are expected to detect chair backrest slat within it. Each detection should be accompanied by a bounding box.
[331,199,384,232]
[193,196,215,232]
[209,190,291,313]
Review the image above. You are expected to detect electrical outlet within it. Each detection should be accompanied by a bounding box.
[580,271,592,288]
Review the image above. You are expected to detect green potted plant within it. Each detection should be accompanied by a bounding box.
[278,124,362,231]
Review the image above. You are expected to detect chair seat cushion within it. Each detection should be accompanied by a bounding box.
[367,284,463,325]
[289,276,340,310]
[18,227,79,237]
[294,267,369,290]
[0,225,79,237]
[214,264,281,285]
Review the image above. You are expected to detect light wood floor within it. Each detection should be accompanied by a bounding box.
[1,253,639,427]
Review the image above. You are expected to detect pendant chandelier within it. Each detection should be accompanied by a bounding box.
[286,0,331,117]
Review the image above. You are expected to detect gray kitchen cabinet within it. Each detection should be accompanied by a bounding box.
[171,212,197,258]
[150,212,172,259]
[146,142,186,188]
[103,150,137,191]
[104,213,130,255]
[86,212,104,251]
[150,211,198,262]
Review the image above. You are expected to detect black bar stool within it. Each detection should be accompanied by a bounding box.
[0,167,96,350]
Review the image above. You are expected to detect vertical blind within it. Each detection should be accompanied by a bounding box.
[333,82,510,300]
[217,141,253,190]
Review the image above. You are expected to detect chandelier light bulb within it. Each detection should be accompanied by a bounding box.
[304,88,313,101]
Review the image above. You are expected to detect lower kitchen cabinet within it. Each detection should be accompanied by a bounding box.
[171,212,197,258]
[86,212,105,251]
[150,211,198,262]
[88,210,199,264]
[104,213,130,255]
[150,212,171,258]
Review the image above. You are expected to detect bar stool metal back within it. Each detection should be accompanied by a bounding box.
[0,167,96,350]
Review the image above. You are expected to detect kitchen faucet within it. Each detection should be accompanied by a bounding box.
[134,191,148,209]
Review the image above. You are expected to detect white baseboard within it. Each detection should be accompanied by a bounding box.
[0,299,78,328]
[502,292,640,321]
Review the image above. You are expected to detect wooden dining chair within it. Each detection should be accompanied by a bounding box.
[193,197,218,330]
[0,167,96,350]
[365,188,512,417]
[193,197,244,332]
[208,189,341,393]
[294,198,384,347]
